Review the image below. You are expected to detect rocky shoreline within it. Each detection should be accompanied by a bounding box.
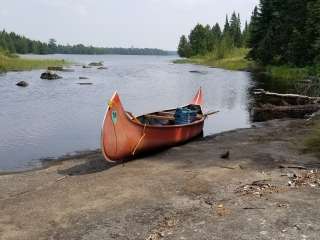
[1,117,320,239]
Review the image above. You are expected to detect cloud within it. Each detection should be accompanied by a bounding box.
[38,0,90,16]
[0,9,9,16]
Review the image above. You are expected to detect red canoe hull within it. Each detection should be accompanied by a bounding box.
[101,89,205,162]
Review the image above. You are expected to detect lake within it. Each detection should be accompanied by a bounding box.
[0,54,254,171]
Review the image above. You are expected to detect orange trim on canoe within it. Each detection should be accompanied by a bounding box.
[191,87,204,106]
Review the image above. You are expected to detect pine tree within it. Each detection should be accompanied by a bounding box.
[223,15,230,36]
[242,21,250,47]
[247,0,320,66]
[212,23,222,40]
[247,2,275,64]
[177,35,191,57]
[189,24,208,55]
[307,0,320,63]
[229,12,242,47]
[48,38,57,54]
[205,24,215,52]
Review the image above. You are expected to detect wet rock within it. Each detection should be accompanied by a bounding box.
[40,71,62,80]
[16,81,28,87]
[79,77,89,80]
[82,65,92,69]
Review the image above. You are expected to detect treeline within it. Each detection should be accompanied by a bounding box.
[0,30,169,56]
[177,12,250,58]
[247,0,320,67]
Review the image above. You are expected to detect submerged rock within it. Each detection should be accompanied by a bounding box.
[79,76,89,80]
[88,62,103,67]
[82,65,92,69]
[48,66,63,71]
[40,71,62,80]
[189,70,207,74]
[48,66,74,72]
[97,66,108,70]
[77,82,93,85]
[61,69,74,72]
[16,81,28,87]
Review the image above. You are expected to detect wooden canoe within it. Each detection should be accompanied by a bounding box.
[101,88,206,162]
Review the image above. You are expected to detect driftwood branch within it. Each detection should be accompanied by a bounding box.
[254,89,320,106]
[251,89,320,121]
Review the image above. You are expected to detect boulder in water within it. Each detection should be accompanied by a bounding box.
[16,81,28,87]
[40,71,62,80]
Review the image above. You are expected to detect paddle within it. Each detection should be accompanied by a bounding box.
[203,110,220,118]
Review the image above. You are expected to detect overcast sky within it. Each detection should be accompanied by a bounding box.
[0,0,259,50]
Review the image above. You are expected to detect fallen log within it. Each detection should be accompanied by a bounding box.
[254,89,320,106]
[252,104,320,122]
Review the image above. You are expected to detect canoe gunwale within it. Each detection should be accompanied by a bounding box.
[129,107,205,129]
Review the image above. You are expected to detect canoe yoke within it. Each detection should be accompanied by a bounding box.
[134,104,203,126]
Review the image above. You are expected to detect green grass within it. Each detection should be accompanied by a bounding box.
[266,65,309,81]
[0,53,67,72]
[173,48,253,71]
[305,119,320,154]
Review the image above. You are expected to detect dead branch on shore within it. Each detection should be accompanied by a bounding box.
[252,89,320,121]
[254,89,320,106]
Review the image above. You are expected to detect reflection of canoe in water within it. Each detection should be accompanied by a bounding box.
[101,88,209,162]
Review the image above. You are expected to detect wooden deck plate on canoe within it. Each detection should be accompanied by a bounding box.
[101,88,216,162]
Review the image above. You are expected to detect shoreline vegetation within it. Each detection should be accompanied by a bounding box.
[174,0,320,155]
[0,51,66,72]
[0,28,174,72]
[175,2,320,82]
[0,30,172,56]
[173,48,251,71]
[173,49,320,81]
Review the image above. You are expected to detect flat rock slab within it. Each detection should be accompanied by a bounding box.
[1,119,320,240]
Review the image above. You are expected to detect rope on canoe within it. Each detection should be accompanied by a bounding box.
[132,123,147,156]
[111,119,118,156]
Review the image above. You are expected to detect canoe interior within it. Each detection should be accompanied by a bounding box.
[135,104,203,126]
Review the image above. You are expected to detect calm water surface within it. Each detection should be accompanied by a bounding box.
[0,54,253,171]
